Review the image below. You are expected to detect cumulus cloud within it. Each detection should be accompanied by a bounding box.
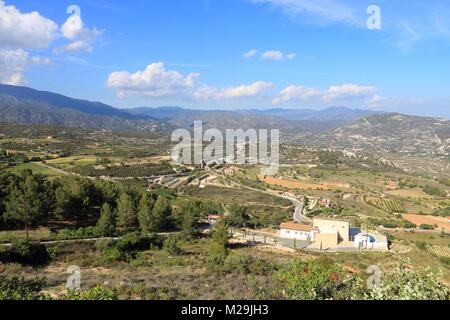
[0,0,58,49]
[0,49,29,85]
[0,49,53,85]
[107,62,200,99]
[194,81,273,100]
[107,62,273,101]
[0,3,103,85]
[273,85,321,104]
[56,6,103,53]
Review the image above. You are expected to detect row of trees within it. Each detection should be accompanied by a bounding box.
[0,170,223,239]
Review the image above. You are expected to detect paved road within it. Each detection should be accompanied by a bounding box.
[212,168,311,224]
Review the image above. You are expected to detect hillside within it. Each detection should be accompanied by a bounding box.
[0,85,169,133]
[306,113,450,154]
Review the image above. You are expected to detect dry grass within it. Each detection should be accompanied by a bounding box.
[386,188,433,199]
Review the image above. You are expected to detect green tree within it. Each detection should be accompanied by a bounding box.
[116,192,137,232]
[227,204,249,227]
[97,202,116,237]
[137,193,155,233]
[174,200,201,238]
[54,177,93,222]
[4,171,51,239]
[151,196,172,232]
[209,219,230,264]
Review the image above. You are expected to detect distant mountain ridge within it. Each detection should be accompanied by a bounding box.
[0,84,383,134]
[301,113,450,154]
[0,84,142,119]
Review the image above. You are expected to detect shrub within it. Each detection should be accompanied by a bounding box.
[0,240,49,266]
[223,254,277,276]
[64,286,118,300]
[163,235,183,256]
[422,185,446,197]
[96,232,162,263]
[57,226,101,240]
[0,275,49,300]
[415,241,428,250]
[419,224,435,230]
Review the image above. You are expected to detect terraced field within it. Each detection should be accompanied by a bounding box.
[364,196,405,213]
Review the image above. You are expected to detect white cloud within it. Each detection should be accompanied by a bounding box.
[107,62,273,101]
[261,50,284,61]
[56,7,103,53]
[243,49,259,58]
[324,84,376,102]
[273,85,320,104]
[194,81,273,100]
[0,0,58,49]
[273,83,378,106]
[245,49,297,61]
[0,49,29,85]
[107,62,200,99]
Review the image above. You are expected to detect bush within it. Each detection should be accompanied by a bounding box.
[57,226,101,240]
[422,185,446,197]
[64,286,118,300]
[96,232,162,263]
[0,240,49,266]
[415,241,428,250]
[402,222,417,229]
[419,224,435,230]
[0,275,49,300]
[223,254,277,276]
[163,235,183,256]
[271,260,356,300]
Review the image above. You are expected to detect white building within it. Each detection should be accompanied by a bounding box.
[279,222,314,241]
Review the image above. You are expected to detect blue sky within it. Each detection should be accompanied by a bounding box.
[1,0,450,118]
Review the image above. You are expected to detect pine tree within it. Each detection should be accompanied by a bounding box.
[137,193,155,233]
[116,192,137,232]
[4,171,49,239]
[97,202,116,237]
[151,197,172,232]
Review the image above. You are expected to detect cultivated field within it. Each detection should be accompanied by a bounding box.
[403,214,450,231]
[258,175,350,191]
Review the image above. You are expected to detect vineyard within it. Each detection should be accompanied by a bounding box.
[364,195,405,213]
[428,245,450,258]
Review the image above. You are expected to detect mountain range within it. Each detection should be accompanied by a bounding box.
[0,84,449,159]
[0,84,379,134]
